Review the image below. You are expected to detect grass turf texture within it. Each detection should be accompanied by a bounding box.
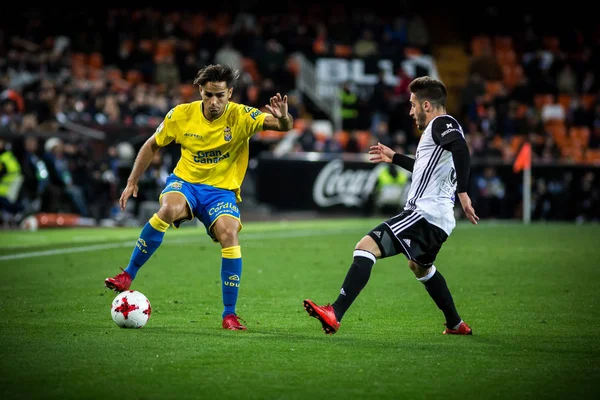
[0,219,599,399]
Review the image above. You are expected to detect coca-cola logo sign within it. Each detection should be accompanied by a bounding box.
[312,159,387,207]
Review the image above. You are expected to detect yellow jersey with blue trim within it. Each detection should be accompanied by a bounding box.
[153,101,269,202]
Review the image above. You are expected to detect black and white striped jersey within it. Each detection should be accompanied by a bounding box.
[404,115,465,235]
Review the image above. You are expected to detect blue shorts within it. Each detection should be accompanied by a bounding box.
[159,173,241,241]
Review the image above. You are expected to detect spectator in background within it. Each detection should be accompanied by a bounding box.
[340,81,359,132]
[137,151,169,201]
[295,122,318,153]
[590,104,600,148]
[345,130,362,153]
[384,16,408,49]
[369,69,391,135]
[154,53,181,92]
[575,171,600,222]
[406,13,429,51]
[19,136,61,215]
[353,29,379,59]
[0,137,23,214]
[43,137,89,217]
[214,37,243,74]
[372,120,393,148]
[372,164,410,215]
[541,97,566,123]
[0,99,21,132]
[319,133,344,153]
[556,62,578,95]
[475,166,506,218]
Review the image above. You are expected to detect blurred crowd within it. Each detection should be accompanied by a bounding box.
[1,5,599,225]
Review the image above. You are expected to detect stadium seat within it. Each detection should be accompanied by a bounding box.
[581,94,597,111]
[569,126,591,148]
[493,35,513,52]
[496,49,517,67]
[584,149,600,165]
[88,52,104,69]
[557,94,572,111]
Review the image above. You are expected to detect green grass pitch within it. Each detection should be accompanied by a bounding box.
[0,218,599,399]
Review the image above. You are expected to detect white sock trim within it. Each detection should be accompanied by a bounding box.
[417,265,437,282]
[452,320,463,330]
[353,249,376,264]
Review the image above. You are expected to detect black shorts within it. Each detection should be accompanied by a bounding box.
[368,210,448,267]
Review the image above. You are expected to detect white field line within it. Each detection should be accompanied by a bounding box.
[0,228,357,262]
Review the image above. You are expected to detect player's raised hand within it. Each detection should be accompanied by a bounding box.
[265,93,288,119]
[457,192,479,225]
[119,181,139,211]
[369,142,395,164]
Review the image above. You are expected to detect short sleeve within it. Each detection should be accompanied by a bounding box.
[239,105,270,138]
[154,107,177,147]
[431,116,464,147]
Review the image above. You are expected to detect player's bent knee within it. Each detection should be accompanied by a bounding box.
[158,202,188,224]
[355,235,381,258]
[408,260,430,278]
[407,260,420,273]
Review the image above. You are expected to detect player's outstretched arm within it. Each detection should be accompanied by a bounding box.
[370,142,415,172]
[119,135,160,211]
[263,93,293,131]
[369,142,394,163]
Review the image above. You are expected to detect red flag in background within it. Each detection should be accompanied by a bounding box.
[513,142,532,173]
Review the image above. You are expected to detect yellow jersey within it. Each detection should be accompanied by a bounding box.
[154,101,269,202]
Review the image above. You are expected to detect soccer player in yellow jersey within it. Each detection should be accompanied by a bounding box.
[104,64,293,330]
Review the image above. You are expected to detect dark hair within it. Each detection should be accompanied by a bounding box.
[193,64,240,88]
[408,76,447,109]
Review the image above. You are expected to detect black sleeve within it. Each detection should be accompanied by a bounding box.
[431,116,470,192]
[392,153,415,172]
[446,139,470,193]
[431,116,464,147]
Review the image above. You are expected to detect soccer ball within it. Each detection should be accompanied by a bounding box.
[110,290,151,329]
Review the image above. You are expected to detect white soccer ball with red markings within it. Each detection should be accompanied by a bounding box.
[110,290,151,329]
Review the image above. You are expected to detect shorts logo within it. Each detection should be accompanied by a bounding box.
[373,230,381,238]
[169,181,183,190]
[208,201,239,216]
[403,238,411,247]
[224,127,232,142]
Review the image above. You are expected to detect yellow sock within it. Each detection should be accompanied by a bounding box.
[222,245,241,259]
[148,213,169,232]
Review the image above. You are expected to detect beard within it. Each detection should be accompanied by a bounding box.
[416,110,426,130]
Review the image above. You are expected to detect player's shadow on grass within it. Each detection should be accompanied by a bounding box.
[139,324,485,350]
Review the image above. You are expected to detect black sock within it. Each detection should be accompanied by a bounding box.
[419,266,461,328]
[332,250,376,322]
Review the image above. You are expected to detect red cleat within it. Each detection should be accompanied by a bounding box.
[443,321,473,335]
[104,268,132,293]
[303,299,340,335]
[222,314,247,330]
